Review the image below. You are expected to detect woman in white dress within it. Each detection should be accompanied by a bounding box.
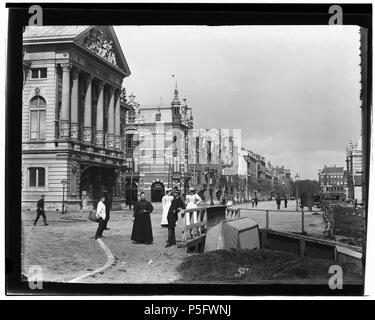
[185,188,202,227]
[161,189,173,227]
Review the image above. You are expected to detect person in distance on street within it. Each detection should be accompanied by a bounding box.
[34,194,48,226]
[276,195,281,210]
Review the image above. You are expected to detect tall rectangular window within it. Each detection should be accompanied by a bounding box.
[30,110,46,140]
[29,96,46,140]
[207,141,212,165]
[126,134,133,148]
[28,168,45,187]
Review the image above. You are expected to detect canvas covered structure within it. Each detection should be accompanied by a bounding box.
[204,217,260,252]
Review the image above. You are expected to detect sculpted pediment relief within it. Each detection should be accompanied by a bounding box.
[83,27,117,66]
[75,26,130,75]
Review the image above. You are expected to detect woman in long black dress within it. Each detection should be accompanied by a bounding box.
[131,192,154,244]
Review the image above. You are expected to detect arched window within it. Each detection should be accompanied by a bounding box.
[29,96,46,140]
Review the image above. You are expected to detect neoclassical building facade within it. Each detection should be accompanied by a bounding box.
[22,26,131,211]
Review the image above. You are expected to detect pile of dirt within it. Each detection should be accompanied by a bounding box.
[176,248,362,284]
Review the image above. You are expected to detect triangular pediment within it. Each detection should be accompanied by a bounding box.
[75,26,130,76]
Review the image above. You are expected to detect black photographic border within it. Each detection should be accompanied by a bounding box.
[5,2,372,296]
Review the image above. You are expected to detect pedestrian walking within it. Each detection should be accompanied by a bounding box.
[166,189,185,247]
[131,192,154,244]
[284,197,288,208]
[276,195,281,210]
[34,195,48,226]
[161,189,173,227]
[103,189,111,230]
[94,196,106,240]
[254,196,258,208]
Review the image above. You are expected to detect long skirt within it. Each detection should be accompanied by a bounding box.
[161,203,170,226]
[131,212,153,243]
[185,203,198,226]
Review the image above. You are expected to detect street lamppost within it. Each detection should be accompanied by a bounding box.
[295,174,299,211]
[61,179,67,214]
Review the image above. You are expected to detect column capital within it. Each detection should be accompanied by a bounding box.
[107,85,115,95]
[61,63,72,71]
[97,80,105,90]
[115,87,122,98]
[86,74,94,83]
[71,67,80,79]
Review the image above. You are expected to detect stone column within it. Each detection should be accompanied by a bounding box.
[59,63,72,138]
[95,81,104,146]
[83,74,93,143]
[70,68,80,139]
[107,86,115,148]
[114,89,121,150]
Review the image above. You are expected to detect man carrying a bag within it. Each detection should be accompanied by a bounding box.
[94,195,106,240]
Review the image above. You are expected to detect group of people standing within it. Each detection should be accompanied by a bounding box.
[130,187,202,247]
[275,195,288,210]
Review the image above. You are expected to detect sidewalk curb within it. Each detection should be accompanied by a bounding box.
[68,239,116,283]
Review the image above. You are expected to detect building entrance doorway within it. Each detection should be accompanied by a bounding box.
[125,182,138,205]
[151,182,165,202]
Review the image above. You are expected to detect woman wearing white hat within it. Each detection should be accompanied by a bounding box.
[161,188,173,227]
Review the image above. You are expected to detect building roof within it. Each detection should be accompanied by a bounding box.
[24,26,89,39]
[320,166,344,175]
[23,26,131,76]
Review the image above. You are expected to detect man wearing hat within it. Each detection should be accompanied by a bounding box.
[166,189,185,247]
[34,194,48,226]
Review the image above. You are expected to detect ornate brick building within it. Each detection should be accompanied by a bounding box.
[127,85,194,202]
[346,135,363,203]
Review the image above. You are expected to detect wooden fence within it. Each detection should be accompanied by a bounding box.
[180,205,240,244]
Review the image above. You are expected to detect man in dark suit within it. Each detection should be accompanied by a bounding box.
[166,189,185,247]
[34,195,48,226]
[103,189,111,230]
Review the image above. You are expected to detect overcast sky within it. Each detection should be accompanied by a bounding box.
[114,25,362,180]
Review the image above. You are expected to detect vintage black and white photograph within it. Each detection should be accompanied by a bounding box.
[5,3,372,296]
